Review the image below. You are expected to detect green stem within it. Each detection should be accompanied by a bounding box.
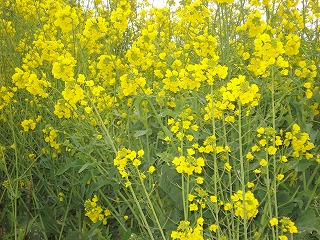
[238,102,247,240]
[126,177,155,240]
[136,167,166,240]
[58,189,73,240]
[211,85,221,239]
[182,173,187,221]
[99,189,128,231]
[90,99,117,154]
[271,67,279,238]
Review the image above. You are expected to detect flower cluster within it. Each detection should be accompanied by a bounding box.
[21,118,36,132]
[171,218,204,240]
[188,188,209,212]
[167,107,199,142]
[42,126,60,152]
[204,75,260,122]
[284,124,315,158]
[84,195,111,225]
[269,216,299,236]
[113,147,145,178]
[172,154,205,176]
[231,190,259,220]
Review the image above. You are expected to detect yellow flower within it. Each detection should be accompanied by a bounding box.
[196,177,204,184]
[189,203,198,211]
[259,139,267,146]
[138,149,145,157]
[224,163,232,172]
[277,174,284,181]
[125,181,131,188]
[269,218,278,226]
[253,169,261,174]
[133,159,141,167]
[148,166,156,174]
[188,194,196,202]
[259,159,268,167]
[247,182,255,188]
[257,127,265,135]
[224,202,232,211]
[246,152,254,161]
[210,195,217,203]
[96,134,103,140]
[279,236,288,240]
[209,224,218,232]
[280,156,288,163]
[267,146,277,155]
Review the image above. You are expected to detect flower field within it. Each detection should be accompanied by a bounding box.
[0,0,319,239]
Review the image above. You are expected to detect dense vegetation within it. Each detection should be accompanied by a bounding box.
[0,0,319,239]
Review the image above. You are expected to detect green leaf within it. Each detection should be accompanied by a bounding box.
[295,159,312,172]
[296,208,320,235]
[78,162,92,173]
[133,129,149,138]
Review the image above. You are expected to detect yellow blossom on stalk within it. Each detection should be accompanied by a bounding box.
[259,159,268,167]
[21,119,36,131]
[96,134,103,140]
[275,136,283,146]
[189,203,198,211]
[246,152,254,161]
[224,162,232,172]
[251,145,260,152]
[43,127,60,151]
[280,156,288,163]
[171,218,204,240]
[210,195,217,203]
[232,190,259,219]
[267,146,277,155]
[84,195,111,225]
[279,236,288,240]
[215,64,229,79]
[133,159,141,167]
[59,192,64,202]
[204,75,260,121]
[172,155,205,175]
[269,217,278,226]
[247,182,255,189]
[209,224,218,232]
[280,217,298,234]
[188,194,196,202]
[277,174,285,181]
[52,52,77,81]
[114,148,145,177]
[196,177,204,184]
[253,169,261,174]
[54,5,79,33]
[257,127,265,135]
[148,166,156,174]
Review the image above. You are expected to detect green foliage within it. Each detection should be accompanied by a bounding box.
[0,0,319,239]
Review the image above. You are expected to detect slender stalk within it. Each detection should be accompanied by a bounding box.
[211,85,220,239]
[222,117,235,238]
[136,167,166,240]
[238,102,247,240]
[271,67,279,238]
[181,173,187,221]
[90,99,117,154]
[126,177,155,240]
[58,189,73,240]
[99,189,128,231]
